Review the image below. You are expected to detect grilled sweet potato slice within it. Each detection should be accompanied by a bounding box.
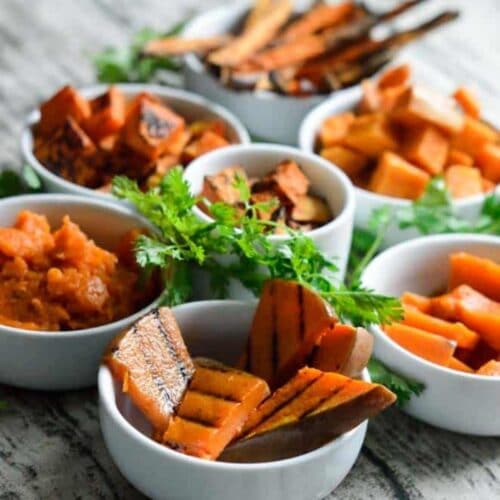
[37,85,90,137]
[161,358,269,460]
[221,368,395,462]
[82,86,126,142]
[122,94,185,160]
[104,307,195,433]
[244,279,337,387]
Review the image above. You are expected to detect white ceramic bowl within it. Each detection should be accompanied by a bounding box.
[99,300,368,500]
[299,86,492,247]
[21,83,250,198]
[183,1,340,145]
[183,143,355,298]
[0,194,161,391]
[361,234,500,435]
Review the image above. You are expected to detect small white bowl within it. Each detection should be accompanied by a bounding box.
[99,300,368,500]
[299,86,491,247]
[21,83,250,198]
[183,143,355,298]
[0,194,161,391]
[361,234,500,435]
[183,1,343,145]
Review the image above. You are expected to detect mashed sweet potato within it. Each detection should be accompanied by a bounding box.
[0,211,157,331]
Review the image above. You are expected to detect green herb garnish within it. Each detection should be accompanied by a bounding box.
[112,168,401,327]
[0,165,42,198]
[93,22,187,83]
[368,358,424,407]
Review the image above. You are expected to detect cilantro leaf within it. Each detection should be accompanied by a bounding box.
[368,358,424,407]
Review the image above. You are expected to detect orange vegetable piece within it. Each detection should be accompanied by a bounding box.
[401,304,479,350]
[369,152,430,200]
[291,195,331,223]
[448,357,474,373]
[401,292,431,313]
[476,142,500,183]
[377,64,411,89]
[105,308,195,434]
[357,79,381,114]
[244,279,336,387]
[271,160,310,204]
[162,358,269,460]
[379,84,410,113]
[391,85,464,135]
[122,94,185,160]
[201,166,248,205]
[183,130,229,162]
[343,114,398,158]
[37,85,91,137]
[82,86,126,142]
[451,116,498,157]
[319,112,355,147]
[402,125,449,175]
[445,165,483,199]
[482,177,496,193]
[223,369,395,462]
[476,360,500,376]
[320,145,368,177]
[449,252,500,302]
[453,86,480,119]
[445,148,474,167]
[384,323,456,366]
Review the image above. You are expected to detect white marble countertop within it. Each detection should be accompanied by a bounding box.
[0,1,499,498]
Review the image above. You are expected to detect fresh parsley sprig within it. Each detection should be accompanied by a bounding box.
[112,168,402,327]
[0,165,42,198]
[93,22,187,83]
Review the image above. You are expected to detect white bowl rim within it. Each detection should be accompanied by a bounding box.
[184,143,356,243]
[99,299,368,470]
[21,83,251,199]
[298,85,495,208]
[362,233,500,382]
[0,193,162,339]
[182,2,332,104]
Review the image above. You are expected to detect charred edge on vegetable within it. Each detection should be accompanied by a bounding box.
[176,414,224,428]
[302,382,350,418]
[141,108,176,139]
[243,373,323,436]
[298,285,305,340]
[154,309,192,382]
[188,388,241,404]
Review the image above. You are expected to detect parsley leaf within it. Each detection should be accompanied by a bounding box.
[0,165,42,198]
[112,169,401,326]
[93,21,187,83]
[368,358,424,407]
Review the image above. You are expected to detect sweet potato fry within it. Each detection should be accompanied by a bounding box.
[143,36,231,56]
[476,143,500,183]
[208,0,292,67]
[401,292,432,313]
[453,86,480,119]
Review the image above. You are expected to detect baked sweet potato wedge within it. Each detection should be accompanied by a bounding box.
[104,307,195,433]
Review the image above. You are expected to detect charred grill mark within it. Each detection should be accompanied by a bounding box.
[172,416,216,429]
[188,388,241,404]
[141,107,175,139]
[303,382,351,418]
[243,374,322,435]
[307,343,320,366]
[154,309,192,383]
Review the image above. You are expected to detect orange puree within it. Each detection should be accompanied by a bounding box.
[0,211,157,331]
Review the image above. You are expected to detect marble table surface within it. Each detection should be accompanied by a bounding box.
[0,0,499,498]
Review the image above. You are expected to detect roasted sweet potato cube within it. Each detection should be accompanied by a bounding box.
[104,307,195,433]
[122,95,185,160]
[357,79,381,114]
[291,195,331,223]
[476,360,500,376]
[183,130,229,162]
[271,160,310,203]
[250,191,278,221]
[445,165,483,199]
[319,112,354,147]
[453,86,480,119]
[320,145,368,177]
[369,152,430,200]
[189,119,226,138]
[162,358,269,460]
[402,125,449,175]
[201,166,248,205]
[451,116,498,157]
[377,64,411,89]
[476,143,500,183]
[379,84,410,113]
[145,155,180,189]
[82,86,126,142]
[343,114,398,158]
[222,368,395,463]
[37,85,91,137]
[449,252,500,302]
[446,148,474,167]
[384,323,456,366]
[391,85,464,135]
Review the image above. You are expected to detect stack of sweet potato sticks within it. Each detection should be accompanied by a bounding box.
[143,0,458,95]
